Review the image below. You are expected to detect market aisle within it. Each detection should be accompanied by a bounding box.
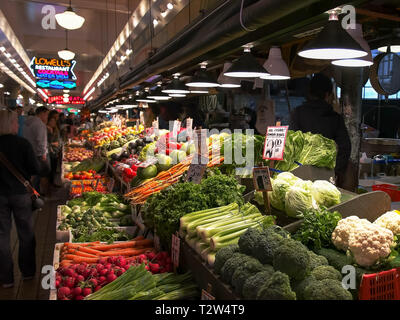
[0,186,68,300]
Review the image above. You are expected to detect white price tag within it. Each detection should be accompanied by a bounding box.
[171,120,181,142]
[252,167,272,192]
[171,233,180,268]
[153,118,159,136]
[139,111,144,126]
[186,118,193,141]
[263,126,289,160]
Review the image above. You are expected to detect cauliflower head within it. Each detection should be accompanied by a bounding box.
[331,216,371,251]
[348,223,394,267]
[373,211,400,235]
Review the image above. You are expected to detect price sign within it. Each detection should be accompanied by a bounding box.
[186,118,193,141]
[263,126,288,160]
[252,167,272,192]
[139,111,144,126]
[201,289,215,300]
[157,135,167,155]
[171,120,181,142]
[171,233,180,268]
[153,118,159,137]
[107,178,115,192]
[185,163,207,184]
[137,157,158,168]
[193,129,208,165]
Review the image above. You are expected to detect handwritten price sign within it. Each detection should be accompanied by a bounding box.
[263,126,289,160]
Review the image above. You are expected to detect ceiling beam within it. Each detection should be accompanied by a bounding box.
[356,8,400,22]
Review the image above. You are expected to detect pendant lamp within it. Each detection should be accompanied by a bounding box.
[186,62,220,87]
[224,46,269,78]
[148,84,172,100]
[217,63,241,87]
[136,91,156,103]
[298,11,367,60]
[261,47,290,80]
[55,0,85,30]
[162,74,190,94]
[190,88,209,94]
[332,24,373,67]
[58,30,75,60]
[169,93,186,97]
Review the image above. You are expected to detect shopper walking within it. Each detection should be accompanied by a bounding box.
[23,107,50,193]
[289,73,351,188]
[0,109,40,288]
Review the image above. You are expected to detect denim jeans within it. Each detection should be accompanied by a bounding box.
[0,193,36,284]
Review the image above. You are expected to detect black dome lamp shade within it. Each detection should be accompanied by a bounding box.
[136,90,156,103]
[186,62,220,87]
[224,45,269,78]
[162,74,190,94]
[148,83,172,100]
[298,11,367,60]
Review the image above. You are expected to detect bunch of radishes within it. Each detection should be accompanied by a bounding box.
[56,252,173,300]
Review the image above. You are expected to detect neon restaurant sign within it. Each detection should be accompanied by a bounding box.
[30,57,77,89]
[48,96,85,105]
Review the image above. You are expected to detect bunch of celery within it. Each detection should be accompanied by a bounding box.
[180,203,275,266]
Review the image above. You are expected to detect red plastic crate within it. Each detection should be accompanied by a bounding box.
[359,268,400,300]
[372,184,400,202]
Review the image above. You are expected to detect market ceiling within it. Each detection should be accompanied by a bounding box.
[0,0,140,100]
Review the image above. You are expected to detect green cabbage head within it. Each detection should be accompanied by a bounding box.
[269,178,291,212]
[285,186,318,218]
[311,180,341,208]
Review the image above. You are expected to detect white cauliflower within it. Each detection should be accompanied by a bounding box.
[373,211,400,235]
[332,216,394,267]
[331,216,370,251]
[348,223,394,267]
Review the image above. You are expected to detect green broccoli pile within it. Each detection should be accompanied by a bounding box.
[214,225,353,300]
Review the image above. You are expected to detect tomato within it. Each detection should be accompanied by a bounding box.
[124,168,134,177]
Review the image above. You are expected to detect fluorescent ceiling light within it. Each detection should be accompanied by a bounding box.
[167,3,174,10]
[63,90,70,93]
[63,94,69,97]
[58,49,75,60]
[148,86,172,100]
[169,93,186,97]
[126,49,133,56]
[218,62,241,87]
[0,84,4,88]
[0,47,5,52]
[378,45,400,53]
[224,47,269,78]
[261,47,290,80]
[162,74,190,94]
[153,19,159,26]
[55,6,85,30]
[297,12,367,60]
[190,89,209,94]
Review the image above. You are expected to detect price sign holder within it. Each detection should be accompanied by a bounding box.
[107,178,115,193]
[253,167,273,214]
[171,232,180,271]
[263,126,289,161]
[201,284,215,300]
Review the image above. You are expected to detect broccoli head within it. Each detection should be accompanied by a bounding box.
[256,271,296,300]
[273,239,311,281]
[303,278,353,300]
[264,225,291,239]
[242,267,274,300]
[231,257,264,296]
[291,275,317,300]
[220,253,249,284]
[308,250,329,270]
[214,244,239,274]
[311,265,342,281]
[238,228,263,255]
[252,229,284,264]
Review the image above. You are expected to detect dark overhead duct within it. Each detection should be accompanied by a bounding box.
[119,0,347,91]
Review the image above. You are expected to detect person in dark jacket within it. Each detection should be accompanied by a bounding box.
[0,108,40,288]
[289,73,351,186]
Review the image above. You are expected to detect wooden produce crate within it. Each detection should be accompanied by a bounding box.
[180,241,239,300]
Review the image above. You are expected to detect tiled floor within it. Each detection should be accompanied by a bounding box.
[0,186,68,300]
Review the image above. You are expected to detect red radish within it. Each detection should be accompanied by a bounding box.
[75,295,84,300]
[76,275,85,282]
[55,280,61,288]
[99,269,108,276]
[73,287,82,296]
[89,269,98,277]
[57,287,71,299]
[89,279,98,287]
[96,264,104,271]
[82,287,92,297]
[116,256,127,268]
[107,257,117,264]
[64,268,74,277]
[94,286,102,292]
[149,263,160,274]
[82,268,91,279]
[114,268,123,277]
[166,257,172,265]
[105,263,112,270]
[64,277,75,288]
[146,252,156,260]
[98,276,106,284]
[107,273,117,283]
[145,265,150,271]
[98,258,107,265]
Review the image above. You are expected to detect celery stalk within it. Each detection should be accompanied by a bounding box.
[186,213,238,237]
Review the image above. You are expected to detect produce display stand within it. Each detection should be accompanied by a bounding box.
[106,160,131,194]
[180,241,239,300]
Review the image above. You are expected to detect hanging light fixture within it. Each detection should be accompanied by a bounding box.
[148,83,172,100]
[186,62,220,87]
[377,43,400,53]
[224,45,269,78]
[190,88,209,94]
[260,47,290,80]
[136,90,156,103]
[169,93,186,98]
[55,0,85,30]
[162,74,191,94]
[332,24,373,67]
[298,10,367,60]
[217,63,241,87]
[58,30,75,60]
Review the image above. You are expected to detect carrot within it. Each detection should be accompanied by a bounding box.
[64,254,99,263]
[72,250,98,258]
[91,239,153,251]
[132,235,145,241]
[77,246,103,255]
[98,248,153,257]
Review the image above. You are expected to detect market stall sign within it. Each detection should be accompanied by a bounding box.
[36,79,77,90]
[48,96,85,105]
[185,163,207,184]
[171,233,180,268]
[186,118,193,141]
[253,167,272,192]
[263,126,289,160]
[30,57,77,80]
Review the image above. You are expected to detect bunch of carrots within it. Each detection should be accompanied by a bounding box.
[60,236,154,267]
[124,152,224,205]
